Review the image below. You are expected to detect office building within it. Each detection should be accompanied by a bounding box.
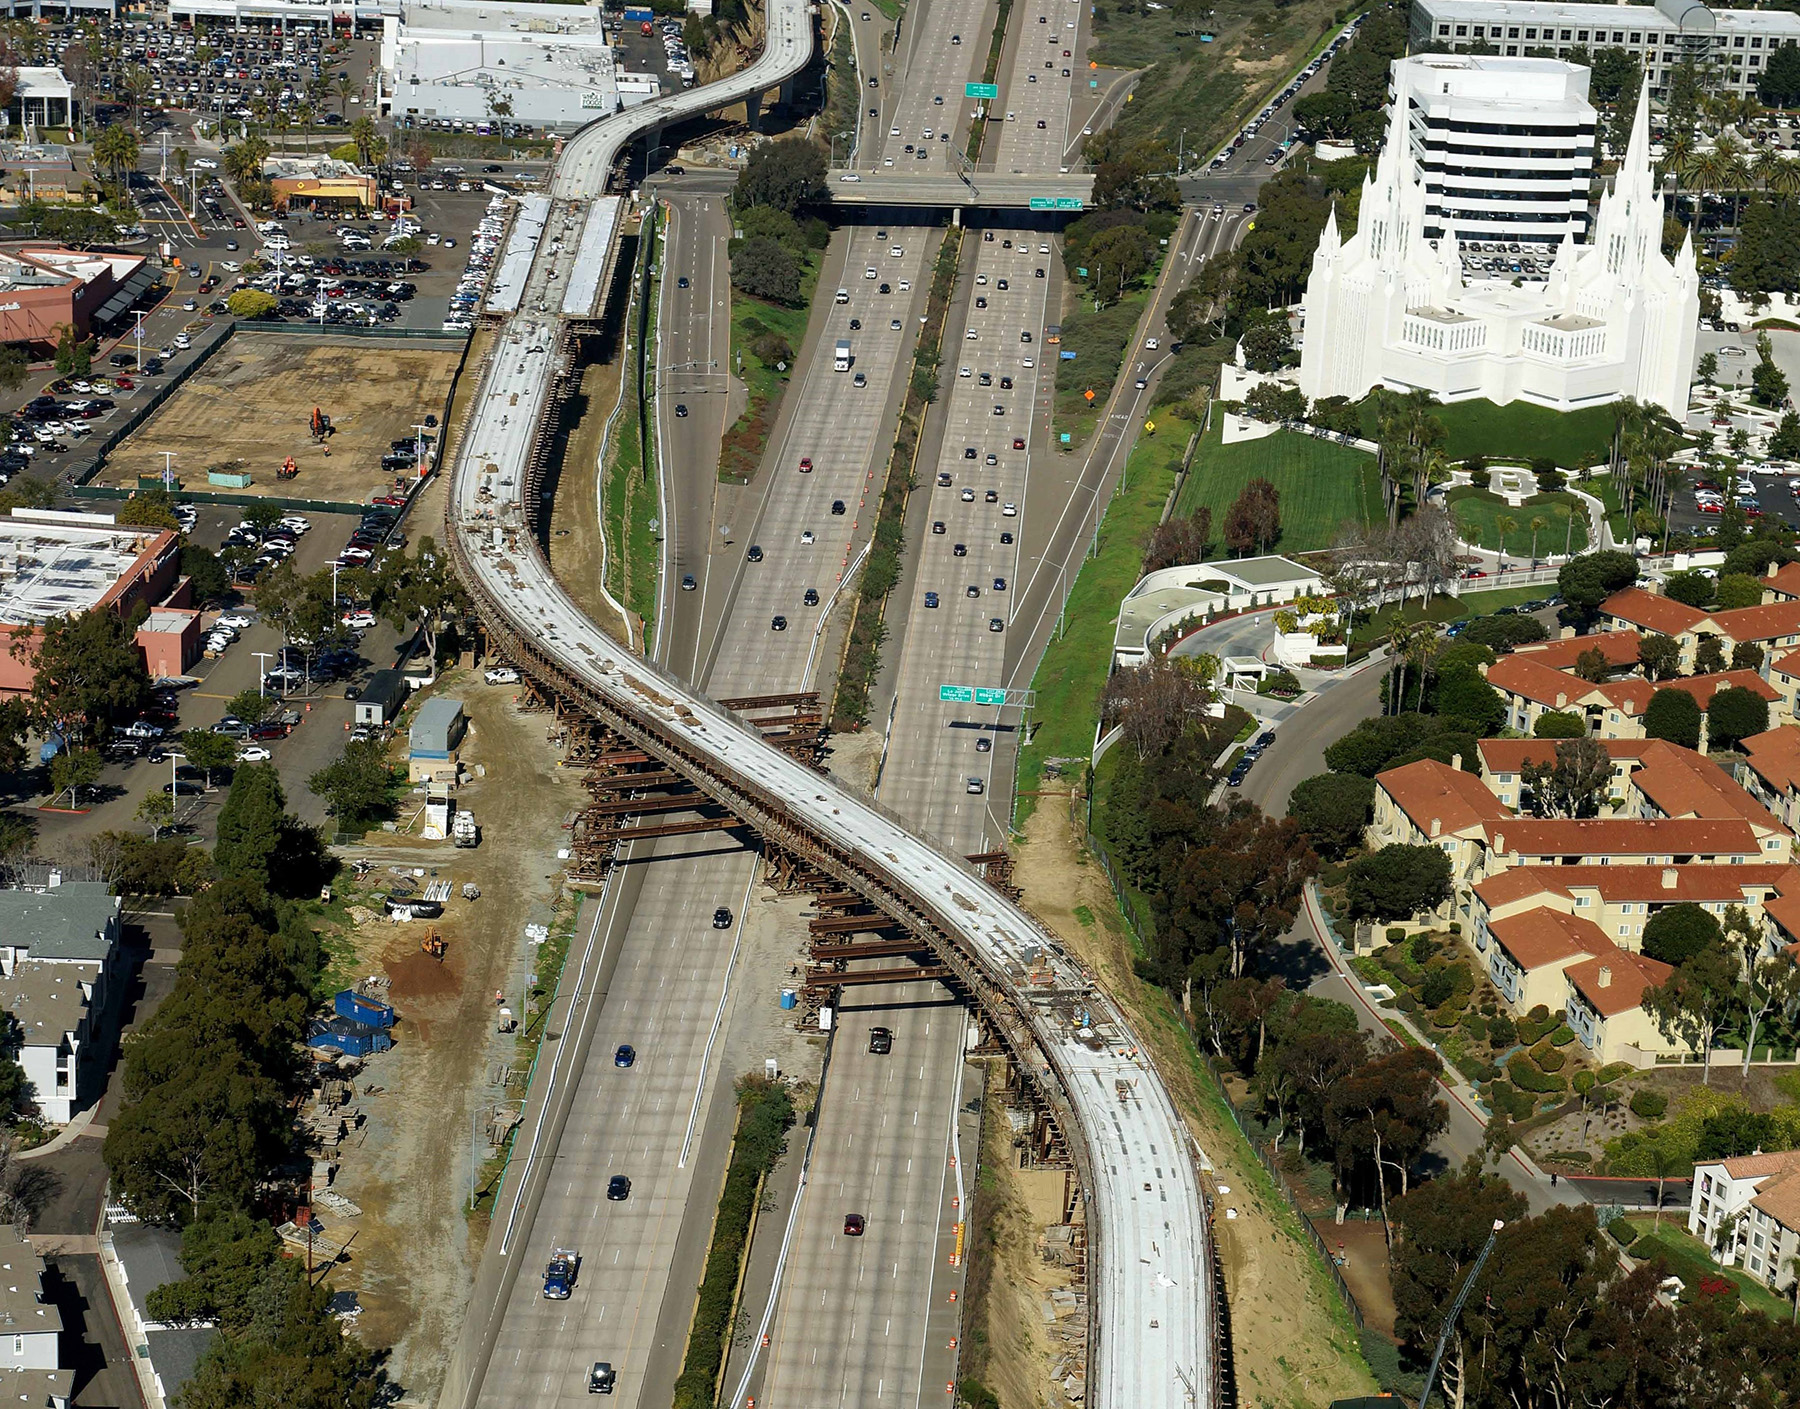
[1397,54,1595,245]
[1410,0,1800,97]
[1296,65,1698,413]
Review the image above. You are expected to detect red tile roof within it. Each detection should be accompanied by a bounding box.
[1744,727,1800,794]
[1485,655,1599,710]
[1512,631,1643,671]
[1596,670,1779,717]
[1764,890,1800,942]
[1488,906,1606,970]
[1477,738,1651,774]
[1706,599,1800,644]
[1602,587,1706,636]
[1566,947,1673,1018]
[1630,741,1789,832]
[1376,758,1510,835]
[1710,1150,1800,1180]
[1484,815,1763,858]
[1479,863,1797,907]
[1764,562,1800,601]
[1772,649,1800,681]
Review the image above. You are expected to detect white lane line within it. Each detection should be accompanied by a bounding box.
[678,862,759,1167]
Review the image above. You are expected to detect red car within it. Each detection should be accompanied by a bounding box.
[844,1213,865,1236]
[373,493,407,507]
[798,457,812,472]
[1698,501,1723,514]
[1462,568,1488,579]
[1011,438,1025,450]
[114,378,134,390]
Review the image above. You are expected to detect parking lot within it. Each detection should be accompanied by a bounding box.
[93,331,458,504]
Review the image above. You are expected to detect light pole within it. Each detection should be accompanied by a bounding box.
[252,650,273,697]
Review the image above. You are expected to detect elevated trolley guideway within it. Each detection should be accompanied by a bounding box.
[441,2,1220,1406]
[828,171,1097,208]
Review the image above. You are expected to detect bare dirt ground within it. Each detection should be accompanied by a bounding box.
[547,359,633,647]
[98,332,459,503]
[960,1083,1080,1409]
[1011,800,1378,1409]
[1307,1218,1397,1341]
[318,670,588,1402]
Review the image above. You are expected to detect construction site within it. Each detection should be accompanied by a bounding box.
[93,331,463,504]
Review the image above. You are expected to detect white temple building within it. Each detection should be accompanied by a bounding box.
[1296,57,1698,414]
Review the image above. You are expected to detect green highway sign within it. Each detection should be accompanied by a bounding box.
[965,82,999,99]
[939,685,974,703]
[974,687,1006,706]
[1030,196,1086,211]
[1056,197,1084,210]
[1028,197,1054,211]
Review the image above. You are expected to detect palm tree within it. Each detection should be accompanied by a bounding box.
[92,123,138,184]
[1494,513,1517,567]
[333,73,354,118]
[1712,131,1752,227]
[1527,514,1549,567]
[1769,151,1800,201]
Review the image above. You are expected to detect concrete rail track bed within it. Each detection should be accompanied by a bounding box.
[441,1,1220,1406]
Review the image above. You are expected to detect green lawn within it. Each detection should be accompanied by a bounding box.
[1053,289,1152,447]
[1174,423,1379,553]
[1358,397,1616,468]
[1014,411,1190,828]
[1343,583,1554,661]
[1622,1220,1795,1321]
[1446,485,1589,560]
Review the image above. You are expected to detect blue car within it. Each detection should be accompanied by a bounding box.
[614,1044,635,1068]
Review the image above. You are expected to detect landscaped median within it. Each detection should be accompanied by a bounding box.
[831,230,962,730]
[672,1075,797,1409]
[602,204,661,642]
[720,229,824,485]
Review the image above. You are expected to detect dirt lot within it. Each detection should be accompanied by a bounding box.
[97,332,461,504]
[312,670,587,1401]
[1012,800,1379,1408]
[547,359,632,647]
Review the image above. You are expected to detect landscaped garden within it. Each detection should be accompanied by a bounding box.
[1174,424,1381,553]
[1360,396,1617,467]
[1446,484,1590,560]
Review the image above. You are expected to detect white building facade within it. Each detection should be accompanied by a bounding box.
[1401,55,1595,245]
[1410,0,1800,99]
[1297,60,1698,414]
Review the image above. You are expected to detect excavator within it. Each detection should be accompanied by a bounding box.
[276,455,298,481]
[420,929,446,961]
[309,406,333,443]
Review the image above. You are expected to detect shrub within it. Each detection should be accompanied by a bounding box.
[1574,1070,1596,1095]
[1509,1053,1569,1094]
[1485,1079,1536,1120]
[1608,1218,1639,1247]
[1630,1090,1668,1119]
[1433,1001,1464,1030]
[1410,932,1434,963]
[1533,1043,1567,1073]
[1461,1013,1489,1040]
[1448,922,1462,936]
[1396,990,1420,1013]
[1387,926,1407,946]
[1518,1006,1555,1045]
[1420,968,1458,1009]
[1549,1023,1577,1047]
[1597,1062,1634,1085]
[1488,1013,1518,1048]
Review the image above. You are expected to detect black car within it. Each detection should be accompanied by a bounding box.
[869,1026,892,1055]
[675,404,688,417]
[606,1175,631,1201]
[163,779,204,796]
[831,500,846,515]
[746,545,763,562]
[712,906,733,929]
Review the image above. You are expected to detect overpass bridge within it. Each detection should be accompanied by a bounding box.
[440,5,1222,1408]
[827,170,1095,209]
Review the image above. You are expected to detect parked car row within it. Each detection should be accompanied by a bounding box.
[1226,731,1278,789]
[446,198,509,332]
[1212,16,1361,170]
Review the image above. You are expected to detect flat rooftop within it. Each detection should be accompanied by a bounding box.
[0,1226,58,1344]
[0,959,98,1044]
[0,512,171,626]
[1417,0,1800,31]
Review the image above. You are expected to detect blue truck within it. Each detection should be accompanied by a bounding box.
[543,1247,580,1299]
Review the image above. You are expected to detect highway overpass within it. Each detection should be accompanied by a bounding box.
[827,170,1096,209]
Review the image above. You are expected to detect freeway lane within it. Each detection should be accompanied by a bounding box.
[655,192,736,677]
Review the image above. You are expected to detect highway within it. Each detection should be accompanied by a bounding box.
[439,0,1217,1402]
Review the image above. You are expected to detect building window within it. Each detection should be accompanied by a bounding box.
[1508,27,1519,38]
[1439,22,1450,35]
[1525,26,1537,38]
[1456,24,1467,36]
[1577,29,1589,40]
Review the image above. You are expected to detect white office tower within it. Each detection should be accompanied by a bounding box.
[1297,64,1698,414]
[1402,54,1595,245]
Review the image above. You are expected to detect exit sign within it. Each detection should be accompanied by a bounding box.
[965,82,999,99]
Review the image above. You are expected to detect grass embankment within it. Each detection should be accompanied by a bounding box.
[965,0,1016,162]
[1053,293,1151,447]
[822,10,860,143]
[1446,485,1589,560]
[671,1076,797,1409]
[1090,0,1347,157]
[719,249,822,484]
[1359,396,1617,468]
[604,208,660,642]
[1012,410,1189,829]
[831,231,959,729]
[1174,422,1380,553]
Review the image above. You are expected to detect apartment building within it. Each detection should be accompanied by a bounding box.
[1689,1150,1800,1292]
[1409,0,1800,98]
[1601,584,1800,672]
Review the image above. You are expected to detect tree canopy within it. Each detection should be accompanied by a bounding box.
[1286,773,1375,857]
[1345,845,1453,922]
[732,137,826,214]
[1643,687,1702,750]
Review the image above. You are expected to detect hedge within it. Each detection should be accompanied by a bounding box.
[1532,1042,1567,1074]
[1485,1079,1536,1120]
[671,1078,796,1409]
[1597,1062,1634,1085]
[1432,1001,1463,1030]
[1573,1070,1596,1095]
[1549,1023,1578,1047]
[1508,1053,1569,1095]
[1518,1006,1556,1046]
[1629,1090,1668,1119]
[1461,1013,1489,1040]
[1609,1218,1640,1248]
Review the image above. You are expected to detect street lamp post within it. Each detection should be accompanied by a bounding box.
[252,650,274,697]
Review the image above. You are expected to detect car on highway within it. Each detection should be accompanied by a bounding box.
[771,615,788,631]
[953,542,967,556]
[988,618,1004,632]
[803,588,819,606]
[975,737,992,753]
[869,1026,892,1054]
[607,1175,631,1201]
[677,276,689,288]
[994,577,1007,591]
[1002,502,1017,516]
[713,906,733,929]
[747,545,763,562]
[681,574,697,591]
[924,591,939,608]
[675,404,688,417]
[961,488,975,501]
[932,520,946,534]
[800,530,815,544]
[844,1213,866,1236]
[614,1044,636,1067]
[589,1362,615,1395]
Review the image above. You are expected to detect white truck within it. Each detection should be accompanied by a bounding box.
[834,338,851,372]
[453,809,480,848]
